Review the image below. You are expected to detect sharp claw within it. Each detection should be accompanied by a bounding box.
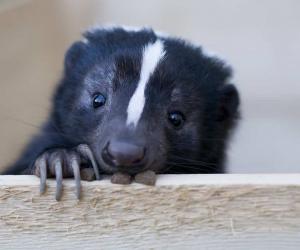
[77,144,101,180]
[54,160,63,201]
[38,157,47,195]
[70,154,81,200]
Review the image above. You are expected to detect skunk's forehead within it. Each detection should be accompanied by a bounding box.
[83,26,231,81]
[81,26,232,127]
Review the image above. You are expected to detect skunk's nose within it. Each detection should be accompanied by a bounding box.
[102,140,146,167]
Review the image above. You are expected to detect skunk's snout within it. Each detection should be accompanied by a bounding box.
[102,139,146,168]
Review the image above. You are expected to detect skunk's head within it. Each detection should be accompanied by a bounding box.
[53,27,240,174]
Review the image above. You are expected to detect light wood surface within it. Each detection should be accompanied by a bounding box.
[0,174,299,249]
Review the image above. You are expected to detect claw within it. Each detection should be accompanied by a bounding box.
[36,156,47,195]
[77,144,101,180]
[54,160,63,201]
[70,154,81,199]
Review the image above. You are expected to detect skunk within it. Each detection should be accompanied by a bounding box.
[3,26,240,199]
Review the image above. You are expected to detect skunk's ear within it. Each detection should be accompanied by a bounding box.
[64,41,87,74]
[217,84,240,122]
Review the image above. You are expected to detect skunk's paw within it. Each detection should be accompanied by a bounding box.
[34,144,100,201]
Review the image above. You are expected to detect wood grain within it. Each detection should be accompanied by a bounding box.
[0,174,300,249]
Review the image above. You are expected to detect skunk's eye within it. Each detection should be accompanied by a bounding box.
[168,111,185,129]
[93,93,106,108]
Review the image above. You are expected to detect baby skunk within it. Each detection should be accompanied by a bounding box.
[3,26,240,199]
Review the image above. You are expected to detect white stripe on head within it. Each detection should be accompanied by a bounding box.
[126,40,165,127]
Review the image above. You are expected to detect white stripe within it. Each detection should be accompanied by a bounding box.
[126,40,165,127]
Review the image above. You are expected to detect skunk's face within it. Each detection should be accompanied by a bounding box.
[80,41,203,174]
[56,28,239,174]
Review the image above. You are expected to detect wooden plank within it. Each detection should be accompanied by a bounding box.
[0,174,300,250]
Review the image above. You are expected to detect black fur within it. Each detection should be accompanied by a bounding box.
[3,27,240,175]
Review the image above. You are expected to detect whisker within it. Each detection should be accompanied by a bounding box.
[2,115,77,141]
[2,115,43,130]
[168,154,217,166]
[166,161,219,171]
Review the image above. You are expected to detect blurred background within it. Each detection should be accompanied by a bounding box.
[0,0,299,173]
